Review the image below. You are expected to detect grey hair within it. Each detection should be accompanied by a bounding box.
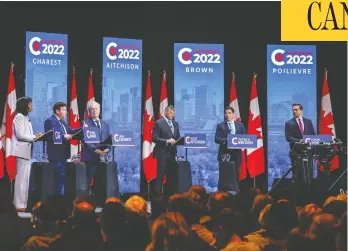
[165,105,175,112]
[88,101,100,114]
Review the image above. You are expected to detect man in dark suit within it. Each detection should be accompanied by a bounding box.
[285,103,316,182]
[152,105,181,197]
[81,101,111,190]
[44,102,81,195]
[215,106,246,193]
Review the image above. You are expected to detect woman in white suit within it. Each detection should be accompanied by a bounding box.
[12,97,43,212]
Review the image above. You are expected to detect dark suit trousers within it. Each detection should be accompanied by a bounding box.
[155,152,176,197]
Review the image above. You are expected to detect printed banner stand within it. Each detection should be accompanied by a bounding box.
[303,135,332,145]
[53,127,63,145]
[267,45,317,191]
[227,134,258,149]
[174,43,224,192]
[25,31,68,161]
[184,133,207,160]
[102,37,142,193]
[83,128,101,144]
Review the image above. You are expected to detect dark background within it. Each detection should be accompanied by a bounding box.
[0,2,346,194]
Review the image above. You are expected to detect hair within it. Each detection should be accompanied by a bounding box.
[53,102,67,114]
[225,106,235,113]
[223,241,261,251]
[292,103,303,110]
[16,97,32,116]
[125,195,148,217]
[298,204,322,234]
[88,101,100,115]
[165,105,175,112]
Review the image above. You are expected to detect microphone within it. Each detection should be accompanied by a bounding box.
[334,138,342,143]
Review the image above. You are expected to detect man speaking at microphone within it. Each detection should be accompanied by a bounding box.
[44,102,81,195]
[285,103,316,183]
[81,101,111,192]
[215,106,246,193]
[152,105,181,197]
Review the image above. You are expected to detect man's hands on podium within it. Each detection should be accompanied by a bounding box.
[167,138,176,145]
[95,149,109,155]
[64,134,73,140]
[34,133,44,139]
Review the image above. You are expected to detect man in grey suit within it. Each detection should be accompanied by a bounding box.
[12,97,43,211]
[152,105,181,197]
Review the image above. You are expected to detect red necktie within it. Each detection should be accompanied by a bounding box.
[298,118,304,134]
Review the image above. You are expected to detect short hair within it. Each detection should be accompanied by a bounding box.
[16,97,32,116]
[125,195,148,217]
[292,104,303,110]
[165,105,175,112]
[224,106,235,113]
[53,102,67,114]
[88,101,100,112]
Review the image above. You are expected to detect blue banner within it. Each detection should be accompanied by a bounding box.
[102,37,142,193]
[227,134,258,149]
[174,43,224,192]
[25,31,68,161]
[303,135,332,145]
[112,131,134,146]
[53,127,63,145]
[184,133,207,148]
[83,128,101,144]
[267,45,317,190]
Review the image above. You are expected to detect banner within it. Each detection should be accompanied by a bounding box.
[227,134,258,149]
[267,45,317,190]
[83,128,101,144]
[174,43,224,192]
[26,31,68,161]
[102,37,142,193]
[112,131,135,146]
[184,133,207,148]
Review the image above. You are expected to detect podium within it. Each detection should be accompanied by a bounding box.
[218,134,258,192]
[93,161,119,207]
[64,162,89,202]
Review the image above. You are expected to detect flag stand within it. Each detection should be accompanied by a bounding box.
[143,182,153,202]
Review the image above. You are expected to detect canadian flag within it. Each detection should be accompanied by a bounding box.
[69,67,81,159]
[142,71,157,183]
[0,130,4,179]
[246,74,265,178]
[319,70,339,171]
[159,71,168,118]
[229,73,247,180]
[84,70,95,120]
[1,63,17,181]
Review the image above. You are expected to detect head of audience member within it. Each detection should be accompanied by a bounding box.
[336,193,348,202]
[188,185,209,214]
[297,204,322,234]
[251,194,274,216]
[125,195,148,217]
[168,193,199,226]
[267,199,298,238]
[71,201,98,232]
[100,201,126,244]
[53,102,67,119]
[323,199,347,219]
[284,232,312,251]
[258,204,272,229]
[105,197,122,204]
[88,101,101,120]
[209,191,233,220]
[307,213,337,251]
[16,97,32,116]
[323,196,337,207]
[221,241,261,251]
[146,212,191,251]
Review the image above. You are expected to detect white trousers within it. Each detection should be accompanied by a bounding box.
[14,158,31,209]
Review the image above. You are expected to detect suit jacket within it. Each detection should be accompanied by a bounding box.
[44,115,80,162]
[285,117,316,145]
[12,113,36,160]
[81,118,111,162]
[215,121,247,161]
[152,117,181,159]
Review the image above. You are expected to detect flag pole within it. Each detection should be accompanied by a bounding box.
[10,62,14,195]
[253,72,257,188]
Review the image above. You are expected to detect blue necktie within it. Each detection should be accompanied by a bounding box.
[168,120,174,135]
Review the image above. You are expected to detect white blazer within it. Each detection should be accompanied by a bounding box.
[12,113,36,160]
